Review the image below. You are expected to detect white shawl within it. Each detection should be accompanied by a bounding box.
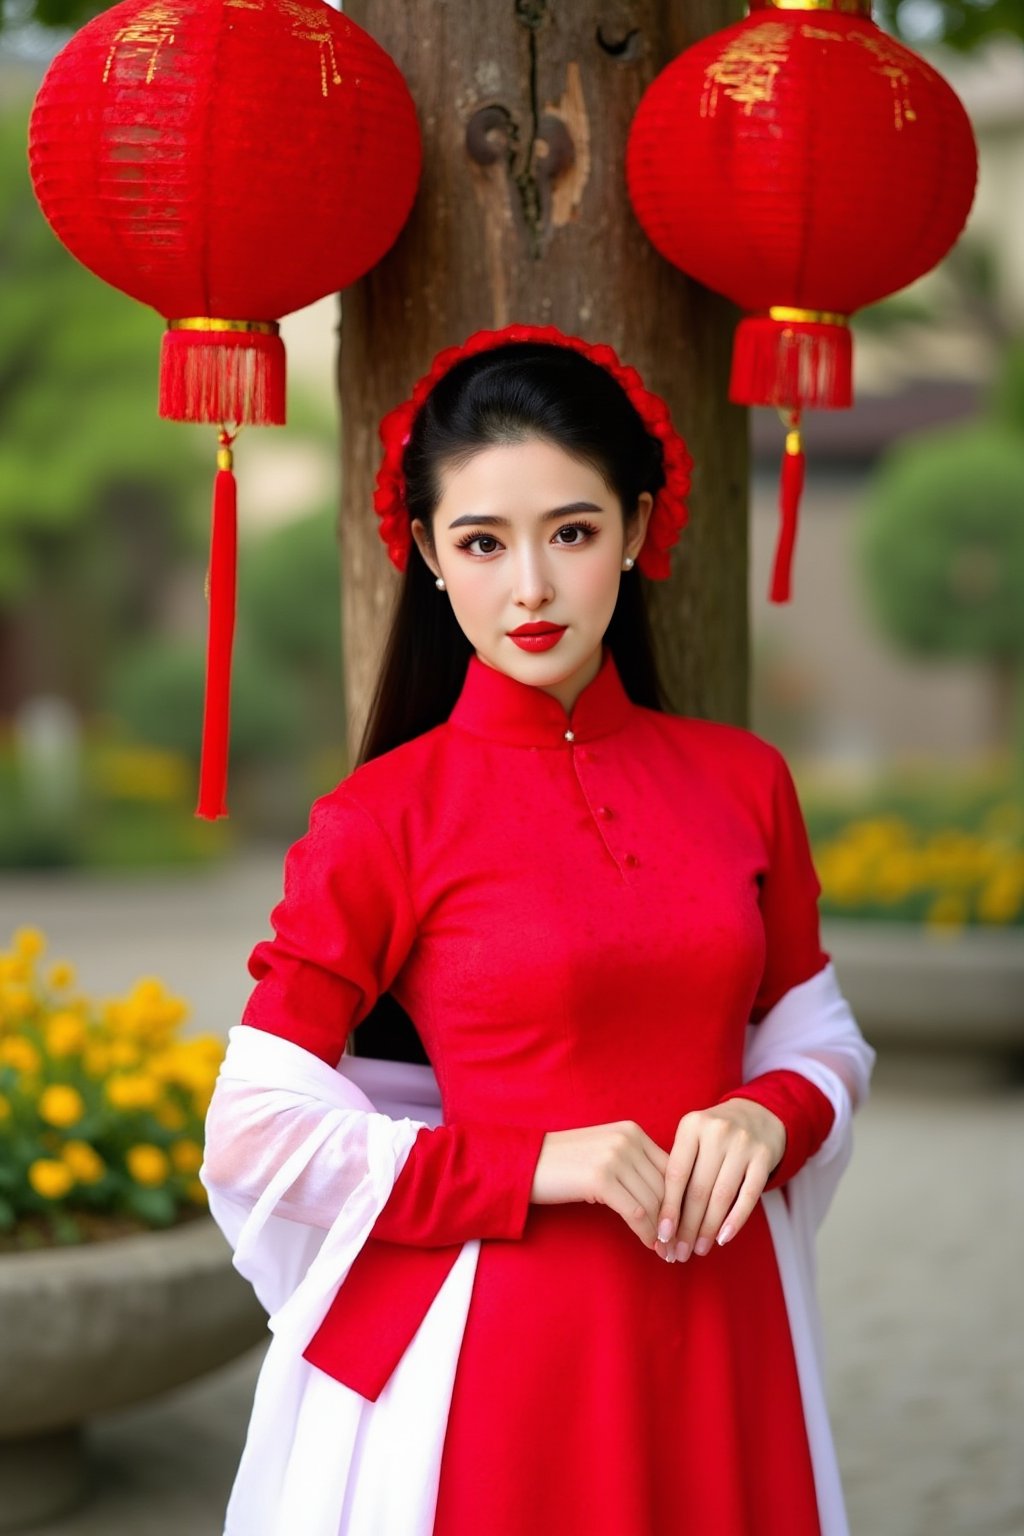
[200,959,875,1536]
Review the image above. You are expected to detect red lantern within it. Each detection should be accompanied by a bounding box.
[626,0,978,603]
[28,0,422,817]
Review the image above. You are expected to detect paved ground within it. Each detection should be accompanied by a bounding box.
[2,854,1022,1536]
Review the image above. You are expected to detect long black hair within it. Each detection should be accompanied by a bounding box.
[351,340,675,1064]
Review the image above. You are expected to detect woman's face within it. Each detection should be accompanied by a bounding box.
[410,437,652,706]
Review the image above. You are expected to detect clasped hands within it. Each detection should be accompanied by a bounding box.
[652,1098,786,1262]
[532,1099,787,1260]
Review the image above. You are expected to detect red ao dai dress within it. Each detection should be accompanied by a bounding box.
[242,643,837,1535]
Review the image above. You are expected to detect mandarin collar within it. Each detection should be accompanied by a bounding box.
[448,644,635,748]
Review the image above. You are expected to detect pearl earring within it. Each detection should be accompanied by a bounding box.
[435,576,446,590]
[622,556,635,571]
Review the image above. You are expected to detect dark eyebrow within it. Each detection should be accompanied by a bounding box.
[447,501,605,530]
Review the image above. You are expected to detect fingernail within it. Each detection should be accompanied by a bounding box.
[694,1236,712,1257]
[675,1240,690,1262]
[664,1247,676,1263]
[658,1218,673,1243]
[717,1224,733,1246]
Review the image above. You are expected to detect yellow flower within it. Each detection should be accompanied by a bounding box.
[0,1037,42,1075]
[151,1046,218,1093]
[28,1157,74,1200]
[46,961,77,990]
[126,1143,170,1186]
[977,873,1023,925]
[154,1100,187,1131]
[186,1176,208,1205]
[1,987,35,1020]
[62,1139,106,1183]
[0,956,30,985]
[818,844,867,905]
[39,1084,87,1128]
[189,1033,224,1063]
[926,892,968,932]
[105,1073,160,1111]
[45,1011,87,1056]
[170,1138,204,1175]
[130,977,167,1009]
[101,1000,126,1030]
[191,1085,214,1116]
[108,1037,141,1069]
[12,927,45,961]
[872,850,919,904]
[82,1043,112,1078]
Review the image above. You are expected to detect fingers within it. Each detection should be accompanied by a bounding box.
[654,1109,777,1263]
[655,1116,699,1260]
[615,1161,665,1249]
[714,1160,768,1250]
[593,1124,669,1250]
[673,1141,734,1260]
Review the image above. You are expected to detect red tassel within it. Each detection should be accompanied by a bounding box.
[730,315,852,411]
[769,415,804,604]
[160,324,286,426]
[195,431,238,819]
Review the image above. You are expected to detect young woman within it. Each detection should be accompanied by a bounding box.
[201,324,875,1536]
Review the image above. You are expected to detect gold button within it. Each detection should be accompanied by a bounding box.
[564,729,575,742]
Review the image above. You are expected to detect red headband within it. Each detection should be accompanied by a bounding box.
[372,323,693,581]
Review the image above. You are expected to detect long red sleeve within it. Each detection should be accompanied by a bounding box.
[715,746,835,1190]
[241,789,545,1246]
[239,788,545,1399]
[717,1068,835,1190]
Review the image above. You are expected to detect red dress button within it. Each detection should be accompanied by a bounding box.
[624,852,639,868]
[596,805,613,819]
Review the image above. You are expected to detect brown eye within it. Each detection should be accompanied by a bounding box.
[455,532,503,555]
[555,521,600,545]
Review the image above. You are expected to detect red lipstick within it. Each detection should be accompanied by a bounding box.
[508,622,567,653]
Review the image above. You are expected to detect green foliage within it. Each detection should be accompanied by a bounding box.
[240,505,342,673]
[988,336,1024,435]
[0,103,209,611]
[102,633,305,764]
[0,732,234,868]
[873,0,1024,50]
[856,422,1024,656]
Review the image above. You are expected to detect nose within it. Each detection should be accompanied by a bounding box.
[512,546,555,609]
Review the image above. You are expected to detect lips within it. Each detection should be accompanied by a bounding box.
[508,623,566,636]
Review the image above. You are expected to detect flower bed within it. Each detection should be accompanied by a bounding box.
[803,771,1024,931]
[0,925,223,1252]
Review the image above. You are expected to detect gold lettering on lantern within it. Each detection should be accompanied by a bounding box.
[792,23,917,128]
[223,0,342,97]
[279,0,342,96]
[849,31,917,126]
[701,23,790,117]
[699,15,920,132]
[102,1,180,86]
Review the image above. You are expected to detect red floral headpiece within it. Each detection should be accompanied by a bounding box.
[373,323,693,581]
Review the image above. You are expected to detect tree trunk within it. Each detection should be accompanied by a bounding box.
[339,0,749,753]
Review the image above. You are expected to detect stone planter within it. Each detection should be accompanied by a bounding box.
[822,917,1024,1054]
[0,1213,266,1532]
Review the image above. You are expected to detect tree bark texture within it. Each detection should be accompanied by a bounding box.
[338,0,749,752]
